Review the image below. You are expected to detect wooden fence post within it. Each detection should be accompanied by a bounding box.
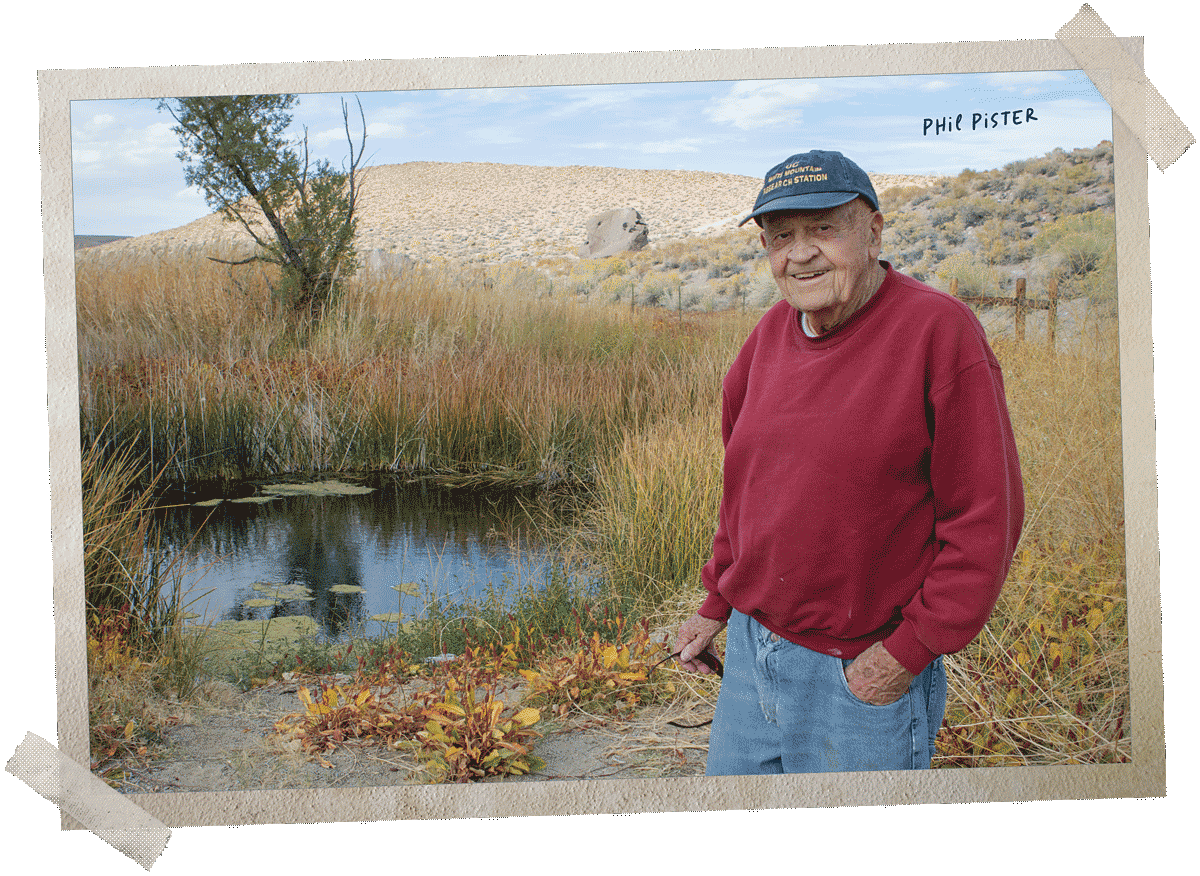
[1014,278,1026,343]
[956,277,1055,346]
[1048,277,1058,352]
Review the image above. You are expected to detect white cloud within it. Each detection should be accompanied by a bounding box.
[92,113,116,127]
[548,90,636,117]
[310,126,354,148]
[918,80,956,93]
[366,122,407,139]
[639,138,703,154]
[706,80,822,129]
[73,149,102,164]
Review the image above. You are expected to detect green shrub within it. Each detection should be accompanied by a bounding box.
[936,252,1003,296]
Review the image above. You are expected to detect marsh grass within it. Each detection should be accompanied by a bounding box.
[77,243,1127,769]
[579,411,724,610]
[82,435,215,770]
[76,249,750,488]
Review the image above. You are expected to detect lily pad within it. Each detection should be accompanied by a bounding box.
[244,598,279,608]
[193,498,224,507]
[230,495,279,504]
[370,613,414,633]
[391,582,423,597]
[329,584,365,594]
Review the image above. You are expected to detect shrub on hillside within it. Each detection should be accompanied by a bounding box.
[1034,213,1116,299]
[936,251,1003,296]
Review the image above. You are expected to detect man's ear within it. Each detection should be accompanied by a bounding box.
[867,211,884,257]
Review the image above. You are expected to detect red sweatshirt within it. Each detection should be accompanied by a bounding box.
[699,263,1024,675]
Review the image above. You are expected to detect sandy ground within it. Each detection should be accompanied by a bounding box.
[102,671,717,793]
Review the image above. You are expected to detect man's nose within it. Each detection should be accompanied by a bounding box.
[785,235,818,261]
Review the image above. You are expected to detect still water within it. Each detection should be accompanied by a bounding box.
[154,478,574,641]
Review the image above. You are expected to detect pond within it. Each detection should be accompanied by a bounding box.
[153,476,579,642]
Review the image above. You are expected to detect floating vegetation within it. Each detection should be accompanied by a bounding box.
[370,612,415,633]
[205,615,320,673]
[190,480,374,507]
[252,582,314,601]
[259,480,374,498]
[244,598,280,608]
[391,582,422,597]
[329,584,366,594]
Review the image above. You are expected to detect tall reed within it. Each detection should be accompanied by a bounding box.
[579,410,724,610]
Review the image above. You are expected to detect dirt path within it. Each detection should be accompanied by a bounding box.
[103,674,715,793]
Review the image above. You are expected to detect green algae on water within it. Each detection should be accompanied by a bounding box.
[202,615,320,677]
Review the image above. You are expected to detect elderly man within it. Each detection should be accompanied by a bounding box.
[675,150,1024,774]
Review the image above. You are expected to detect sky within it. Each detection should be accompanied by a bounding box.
[70,69,1112,237]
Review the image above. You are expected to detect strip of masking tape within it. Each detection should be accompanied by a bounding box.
[1056,4,1194,171]
[6,732,170,870]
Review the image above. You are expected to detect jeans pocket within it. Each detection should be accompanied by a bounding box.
[837,656,909,708]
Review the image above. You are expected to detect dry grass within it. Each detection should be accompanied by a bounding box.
[932,314,1127,766]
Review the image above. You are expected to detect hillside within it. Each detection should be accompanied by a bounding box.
[878,142,1115,295]
[76,161,942,265]
[76,147,1115,318]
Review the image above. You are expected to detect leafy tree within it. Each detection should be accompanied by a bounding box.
[158,94,367,322]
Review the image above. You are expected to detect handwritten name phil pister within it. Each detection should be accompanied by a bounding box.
[923,108,1038,136]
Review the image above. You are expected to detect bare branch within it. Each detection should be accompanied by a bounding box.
[207,254,263,266]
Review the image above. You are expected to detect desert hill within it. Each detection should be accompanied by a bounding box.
[80,161,943,265]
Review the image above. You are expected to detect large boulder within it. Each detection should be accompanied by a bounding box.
[578,208,649,258]
[361,249,417,277]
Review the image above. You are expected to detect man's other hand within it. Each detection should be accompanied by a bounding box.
[843,641,915,705]
[674,613,726,674]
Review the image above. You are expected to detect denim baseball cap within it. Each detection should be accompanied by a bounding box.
[738,150,879,227]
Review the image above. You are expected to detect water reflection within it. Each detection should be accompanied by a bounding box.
[156,480,568,640]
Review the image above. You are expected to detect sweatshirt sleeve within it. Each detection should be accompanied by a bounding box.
[883,357,1025,675]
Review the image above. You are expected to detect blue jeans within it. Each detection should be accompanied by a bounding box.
[705,610,947,775]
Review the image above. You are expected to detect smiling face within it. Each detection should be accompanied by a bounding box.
[760,198,885,335]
